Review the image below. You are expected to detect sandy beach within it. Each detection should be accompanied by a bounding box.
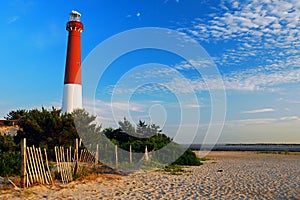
[1,151,299,199]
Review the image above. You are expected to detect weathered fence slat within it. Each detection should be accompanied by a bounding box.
[44,148,53,184]
[20,138,26,187]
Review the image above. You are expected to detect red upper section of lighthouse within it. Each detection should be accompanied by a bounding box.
[66,21,84,32]
[64,11,84,85]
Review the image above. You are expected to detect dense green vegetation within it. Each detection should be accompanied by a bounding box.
[0,135,20,176]
[103,118,172,152]
[172,148,201,166]
[0,108,201,176]
[103,118,201,166]
[7,108,79,149]
[4,108,102,160]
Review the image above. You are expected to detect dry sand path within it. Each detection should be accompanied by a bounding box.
[1,151,299,199]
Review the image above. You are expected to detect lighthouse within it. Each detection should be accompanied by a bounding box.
[62,10,84,113]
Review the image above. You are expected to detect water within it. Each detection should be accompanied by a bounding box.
[186,144,300,152]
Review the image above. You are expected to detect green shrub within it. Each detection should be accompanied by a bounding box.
[104,119,202,167]
[0,149,20,176]
[172,149,201,166]
[0,134,18,151]
[0,135,20,176]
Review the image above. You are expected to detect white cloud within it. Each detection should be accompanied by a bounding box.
[232,1,239,9]
[163,0,180,3]
[182,103,203,108]
[102,57,300,94]
[279,115,300,121]
[178,0,300,77]
[223,67,300,91]
[7,16,19,24]
[226,115,300,126]
[242,108,274,114]
[237,118,276,125]
[84,99,146,114]
[83,99,150,128]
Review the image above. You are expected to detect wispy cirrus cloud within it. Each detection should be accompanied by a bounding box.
[226,115,300,126]
[242,108,274,114]
[178,0,300,75]
[101,0,300,96]
[102,58,300,95]
[7,16,19,24]
[78,99,146,128]
[230,118,276,125]
[223,67,300,91]
[279,115,300,121]
[97,0,300,96]
[84,99,147,114]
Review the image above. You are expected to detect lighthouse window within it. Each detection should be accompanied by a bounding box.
[70,15,80,22]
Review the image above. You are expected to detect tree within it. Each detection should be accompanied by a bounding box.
[136,120,161,138]
[103,118,201,166]
[10,107,75,149]
[73,109,103,148]
[5,109,27,120]
[118,117,136,136]
[7,108,102,160]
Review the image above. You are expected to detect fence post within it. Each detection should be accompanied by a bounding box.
[75,138,79,162]
[115,145,118,168]
[95,144,99,165]
[129,145,132,164]
[20,138,26,188]
[145,145,149,161]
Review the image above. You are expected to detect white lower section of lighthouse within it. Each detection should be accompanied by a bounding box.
[62,84,82,113]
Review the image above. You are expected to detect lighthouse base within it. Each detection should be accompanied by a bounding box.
[62,84,82,113]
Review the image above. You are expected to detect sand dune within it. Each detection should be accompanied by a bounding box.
[1,151,299,199]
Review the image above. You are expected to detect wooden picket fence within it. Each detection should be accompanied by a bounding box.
[54,139,98,184]
[20,138,53,187]
[20,138,151,187]
[54,146,75,184]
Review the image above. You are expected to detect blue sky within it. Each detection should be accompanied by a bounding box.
[1,0,300,143]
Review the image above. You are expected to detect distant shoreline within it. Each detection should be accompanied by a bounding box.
[186,143,300,152]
